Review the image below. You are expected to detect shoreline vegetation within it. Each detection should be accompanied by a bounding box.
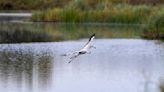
[0,1,164,91]
[31,1,163,40]
[0,0,164,42]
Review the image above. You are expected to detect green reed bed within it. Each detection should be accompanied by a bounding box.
[32,4,156,24]
[142,7,164,39]
[32,4,164,40]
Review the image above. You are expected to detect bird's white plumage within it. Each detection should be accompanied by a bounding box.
[79,36,95,53]
[76,35,95,53]
[62,34,95,63]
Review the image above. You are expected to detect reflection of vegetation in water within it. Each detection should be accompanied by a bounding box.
[0,23,64,43]
[37,51,53,87]
[160,80,164,92]
[0,23,142,43]
[47,23,143,39]
[0,48,53,88]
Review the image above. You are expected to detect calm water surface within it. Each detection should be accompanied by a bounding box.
[0,39,164,92]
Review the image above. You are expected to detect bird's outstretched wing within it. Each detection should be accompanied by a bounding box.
[82,33,95,49]
[60,51,78,56]
[62,33,96,63]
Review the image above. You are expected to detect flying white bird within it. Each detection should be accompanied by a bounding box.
[62,33,96,63]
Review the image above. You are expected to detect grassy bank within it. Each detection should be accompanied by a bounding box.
[32,4,156,23]
[32,4,164,40]
[0,0,164,42]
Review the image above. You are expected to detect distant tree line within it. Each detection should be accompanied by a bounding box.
[0,0,72,10]
[0,0,163,10]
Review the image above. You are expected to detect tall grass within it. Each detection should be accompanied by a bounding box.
[142,7,164,39]
[31,3,164,40]
[32,4,155,24]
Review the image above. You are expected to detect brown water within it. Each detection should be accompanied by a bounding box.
[0,39,164,92]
